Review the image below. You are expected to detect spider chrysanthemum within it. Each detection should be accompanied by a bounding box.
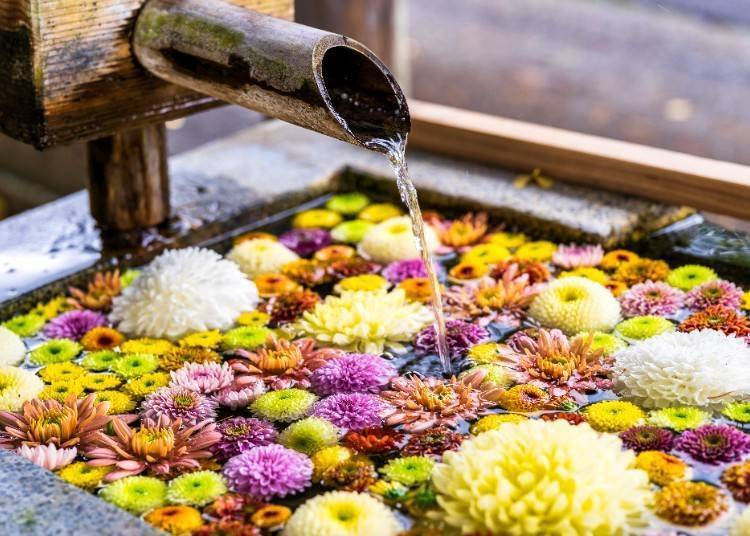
[110,248,259,339]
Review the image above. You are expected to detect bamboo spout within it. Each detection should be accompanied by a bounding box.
[133,0,410,150]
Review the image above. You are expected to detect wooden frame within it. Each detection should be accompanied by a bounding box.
[408,100,750,220]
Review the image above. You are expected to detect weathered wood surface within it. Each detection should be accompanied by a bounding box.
[0,0,292,149]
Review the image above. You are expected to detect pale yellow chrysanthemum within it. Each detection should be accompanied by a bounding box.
[0,326,26,366]
[359,216,438,264]
[295,290,432,354]
[529,276,621,335]
[38,362,86,383]
[227,238,299,278]
[432,420,651,535]
[731,507,750,536]
[284,491,402,536]
[0,366,44,411]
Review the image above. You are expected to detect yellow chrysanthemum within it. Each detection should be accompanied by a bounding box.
[311,445,354,480]
[461,244,511,265]
[38,362,86,383]
[432,420,651,535]
[529,277,621,335]
[235,311,270,327]
[358,203,402,223]
[485,231,528,249]
[79,373,122,391]
[292,209,342,229]
[30,296,71,321]
[514,241,557,262]
[584,400,645,432]
[178,330,223,349]
[94,390,136,414]
[145,506,204,534]
[121,338,175,356]
[635,451,690,486]
[559,267,609,285]
[466,342,502,364]
[334,274,390,293]
[57,462,112,490]
[742,291,750,311]
[470,413,527,435]
[124,372,171,397]
[295,289,432,354]
[284,491,402,536]
[0,366,44,411]
[39,380,85,402]
[731,507,750,536]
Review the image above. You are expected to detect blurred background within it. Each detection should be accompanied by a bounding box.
[1,0,748,218]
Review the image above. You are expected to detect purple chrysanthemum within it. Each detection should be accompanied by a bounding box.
[619,425,675,453]
[381,259,432,283]
[414,319,489,358]
[140,386,218,425]
[675,424,750,465]
[619,281,685,317]
[222,444,312,500]
[169,361,234,395]
[212,417,278,461]
[310,393,388,431]
[213,379,267,410]
[278,228,331,257]
[310,353,397,396]
[552,244,604,269]
[685,279,744,311]
[43,310,108,340]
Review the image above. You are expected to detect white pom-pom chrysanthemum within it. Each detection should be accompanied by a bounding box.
[0,326,26,366]
[614,329,750,409]
[227,239,298,278]
[0,366,44,411]
[110,248,258,340]
[359,216,439,264]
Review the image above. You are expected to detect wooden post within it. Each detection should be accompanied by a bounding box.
[87,124,170,231]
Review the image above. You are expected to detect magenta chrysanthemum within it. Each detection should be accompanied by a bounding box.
[43,310,108,340]
[169,362,234,395]
[619,281,685,317]
[213,379,267,410]
[619,425,675,453]
[222,444,312,500]
[552,244,604,269]
[685,279,744,311]
[675,424,750,465]
[381,259,431,284]
[414,319,489,359]
[310,393,388,431]
[140,386,218,426]
[211,417,278,461]
[310,353,397,396]
[279,228,331,257]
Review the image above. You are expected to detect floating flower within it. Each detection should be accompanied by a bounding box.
[2,313,45,337]
[358,202,402,223]
[111,353,159,379]
[227,238,299,279]
[334,274,389,293]
[648,406,711,432]
[260,289,321,326]
[635,451,690,486]
[326,257,381,280]
[614,315,674,342]
[236,310,270,327]
[466,342,502,364]
[731,507,750,536]
[492,258,551,285]
[381,258,432,284]
[279,228,331,256]
[39,362,85,384]
[30,296,71,321]
[614,330,750,408]
[222,444,312,500]
[295,289,432,354]
[584,400,645,432]
[397,277,435,303]
[251,504,293,529]
[57,461,112,490]
[319,457,377,492]
[30,339,82,366]
[540,411,586,425]
[213,380,266,410]
[432,420,651,535]
[282,258,331,287]
[167,471,227,506]
[111,248,259,339]
[360,216,439,264]
[279,417,339,455]
[78,373,122,391]
[254,273,299,297]
[553,243,604,269]
[723,401,750,424]
[485,230,528,249]
[529,277,621,335]
[80,350,119,371]
[170,362,234,395]
[17,443,77,470]
[221,326,274,351]
[80,326,124,351]
[604,279,629,297]
[414,319,489,359]
[679,304,750,337]
[675,424,750,465]
[159,346,221,371]
[497,384,553,412]
[145,506,204,535]
[464,363,514,389]
[310,393,386,431]
[514,241,557,262]
[685,279,744,311]
[94,390,135,414]
[558,266,609,285]
[614,258,669,286]
[380,456,433,486]
[311,445,354,478]
[123,372,171,397]
[292,209,342,229]
[44,310,108,341]
[284,491,401,536]
[600,249,639,271]
[121,337,174,356]
[39,379,85,402]
[402,426,464,458]
[68,270,122,311]
[448,260,488,281]
[179,330,223,349]
[327,192,371,215]
[619,281,684,317]
[743,290,750,310]
[230,337,315,390]
[470,413,527,435]
[310,353,396,396]
[437,212,488,248]
[461,243,511,266]
[141,386,218,425]
[211,416,277,462]
[722,460,750,503]
[100,475,167,515]
[250,388,318,422]
[654,481,728,527]
[343,427,402,455]
[667,264,718,291]
[0,326,25,366]
[572,331,627,355]
[619,425,675,453]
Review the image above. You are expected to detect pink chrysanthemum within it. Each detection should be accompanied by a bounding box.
[310,393,388,431]
[310,353,397,396]
[675,424,750,465]
[169,362,234,395]
[141,386,218,426]
[17,443,77,470]
[685,279,744,311]
[381,259,432,284]
[222,444,312,500]
[619,425,675,453]
[211,417,278,461]
[552,244,604,269]
[43,310,108,340]
[619,281,685,317]
[213,379,267,410]
[414,319,489,359]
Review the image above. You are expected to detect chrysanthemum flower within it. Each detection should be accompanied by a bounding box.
[68,270,122,311]
[685,279,744,311]
[572,331,627,355]
[123,372,171,397]
[327,192,370,215]
[358,202,402,223]
[722,460,750,503]
[584,400,645,432]
[39,362,86,383]
[331,220,375,244]
[558,267,609,285]
[614,258,669,286]
[159,346,221,372]
[436,212,488,249]
[448,260,488,281]
[111,353,159,379]
[432,420,651,535]
[293,209,342,229]
[722,401,750,424]
[529,277,621,335]
[284,491,402,536]
[111,248,259,339]
[380,456,434,486]
[414,319,489,359]
[397,277,434,303]
[167,471,227,506]
[619,425,675,453]
[618,280,685,317]
[39,379,85,403]
[260,289,321,326]
[2,313,44,337]
[731,506,750,536]
[235,310,271,327]
[381,258,432,284]
[654,481,728,527]
[466,342,502,364]
[121,337,174,356]
[222,444,312,500]
[599,249,639,271]
[254,273,300,298]
[402,426,464,458]
[360,216,439,264]
[464,364,514,389]
[675,424,750,465]
[634,451,690,486]
[211,416,277,461]
[679,305,750,338]
[470,413,527,435]
[100,475,168,514]
[666,264,718,291]
[613,330,750,408]
[343,427,402,455]
[279,228,332,256]
[145,506,204,535]
[43,310,108,340]
[311,445,354,478]
[80,326,124,351]
[553,244,604,269]
[17,443,77,470]
[461,243,511,266]
[0,326,25,366]
[515,241,557,262]
[311,393,387,431]
[79,373,121,392]
[178,329,222,349]
[80,350,119,371]
[93,391,136,414]
[497,384,554,413]
[169,362,234,395]
[141,386,217,425]
[310,353,395,396]
[279,417,340,455]
[334,274,389,294]
[251,504,293,529]
[29,339,82,366]
[647,406,711,432]
[251,388,318,422]
[221,326,274,351]
[57,461,112,490]
[614,315,674,342]
[227,238,299,278]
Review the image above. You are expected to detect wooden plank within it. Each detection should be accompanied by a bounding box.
[408,100,750,220]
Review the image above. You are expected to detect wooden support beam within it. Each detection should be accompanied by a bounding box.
[408,100,750,220]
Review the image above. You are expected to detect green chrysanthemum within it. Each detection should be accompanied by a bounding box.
[330,220,375,244]
[57,462,112,490]
[466,342,502,364]
[647,406,711,432]
[111,353,160,379]
[39,380,85,402]
[721,401,750,424]
[326,192,371,215]
[573,331,627,355]
[279,417,340,455]
[94,390,136,414]
[221,326,274,351]
[380,456,434,486]
[251,388,318,422]
[120,269,141,288]
[666,265,718,291]
[38,362,86,383]
[2,314,45,337]
[124,372,171,397]
[614,316,674,342]
[80,373,122,391]
[166,471,227,507]
[29,339,82,366]
[100,476,167,515]
[81,350,120,371]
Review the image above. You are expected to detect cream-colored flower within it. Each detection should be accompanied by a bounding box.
[227,238,298,278]
[359,216,438,264]
[731,507,750,536]
[0,326,26,366]
[0,366,44,411]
